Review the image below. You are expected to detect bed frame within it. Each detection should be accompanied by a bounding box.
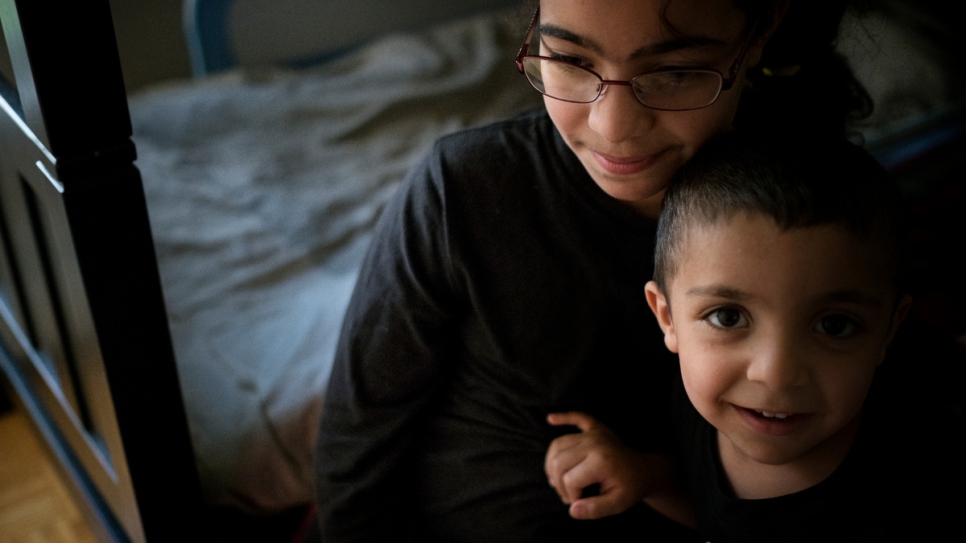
[0,1,202,542]
[1,1,963,542]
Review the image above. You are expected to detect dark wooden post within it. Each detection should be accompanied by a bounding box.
[0,1,203,541]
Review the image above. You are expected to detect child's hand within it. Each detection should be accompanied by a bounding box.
[544,411,652,520]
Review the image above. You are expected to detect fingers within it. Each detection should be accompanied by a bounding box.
[547,411,598,432]
[544,411,612,504]
[561,455,610,504]
[544,431,615,504]
[569,491,636,521]
[545,434,587,504]
[563,461,644,520]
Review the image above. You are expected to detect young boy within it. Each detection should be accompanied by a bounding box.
[544,131,964,541]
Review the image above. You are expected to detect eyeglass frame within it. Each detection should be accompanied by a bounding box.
[514,7,762,111]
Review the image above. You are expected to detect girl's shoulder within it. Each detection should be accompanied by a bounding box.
[396,107,562,213]
[422,106,571,191]
[434,107,556,160]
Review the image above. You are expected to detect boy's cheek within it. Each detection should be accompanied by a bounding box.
[679,365,717,422]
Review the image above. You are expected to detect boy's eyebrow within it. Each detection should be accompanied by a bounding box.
[686,286,885,309]
[537,24,727,60]
[821,290,884,310]
[686,285,752,300]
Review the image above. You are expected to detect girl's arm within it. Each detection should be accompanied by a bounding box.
[315,147,460,541]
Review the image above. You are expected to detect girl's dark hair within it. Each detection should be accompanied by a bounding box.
[731,0,874,138]
[653,129,906,294]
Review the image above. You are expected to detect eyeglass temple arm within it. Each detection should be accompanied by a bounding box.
[722,13,763,90]
[516,7,541,73]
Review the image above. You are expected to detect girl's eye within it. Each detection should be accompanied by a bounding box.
[706,307,747,329]
[815,315,859,338]
[548,52,588,66]
[652,66,693,74]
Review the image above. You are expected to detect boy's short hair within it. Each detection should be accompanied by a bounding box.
[653,130,906,294]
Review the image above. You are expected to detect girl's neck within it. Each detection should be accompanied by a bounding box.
[716,413,862,500]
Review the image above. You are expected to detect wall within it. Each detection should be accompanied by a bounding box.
[109,0,194,94]
[0,0,192,100]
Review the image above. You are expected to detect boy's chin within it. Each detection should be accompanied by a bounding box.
[720,406,865,465]
[719,431,817,467]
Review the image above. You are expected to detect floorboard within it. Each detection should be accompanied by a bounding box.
[0,409,97,543]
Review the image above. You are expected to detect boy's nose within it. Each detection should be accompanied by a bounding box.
[587,85,654,144]
[746,335,811,389]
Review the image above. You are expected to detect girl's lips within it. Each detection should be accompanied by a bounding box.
[733,405,813,437]
[591,150,662,176]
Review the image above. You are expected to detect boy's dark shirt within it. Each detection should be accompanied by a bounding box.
[674,317,965,542]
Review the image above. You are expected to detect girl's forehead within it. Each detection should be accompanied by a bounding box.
[539,0,747,51]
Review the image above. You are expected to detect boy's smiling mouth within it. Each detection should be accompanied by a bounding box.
[733,404,814,436]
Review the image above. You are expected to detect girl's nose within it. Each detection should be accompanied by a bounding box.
[587,85,654,144]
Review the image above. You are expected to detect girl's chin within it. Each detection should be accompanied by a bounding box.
[598,184,665,216]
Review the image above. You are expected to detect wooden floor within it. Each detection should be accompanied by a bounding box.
[0,408,97,543]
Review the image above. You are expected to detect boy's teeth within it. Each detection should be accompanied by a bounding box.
[760,411,788,419]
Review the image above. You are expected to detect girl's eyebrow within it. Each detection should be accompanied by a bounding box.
[537,23,728,60]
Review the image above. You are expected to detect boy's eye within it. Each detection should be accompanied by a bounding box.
[815,315,858,338]
[706,308,747,329]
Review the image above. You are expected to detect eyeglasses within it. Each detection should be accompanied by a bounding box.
[514,8,760,112]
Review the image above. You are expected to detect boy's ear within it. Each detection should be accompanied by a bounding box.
[645,281,679,354]
[878,294,913,365]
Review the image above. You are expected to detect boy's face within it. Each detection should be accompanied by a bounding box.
[646,212,910,470]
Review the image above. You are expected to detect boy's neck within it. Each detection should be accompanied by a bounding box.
[716,412,863,500]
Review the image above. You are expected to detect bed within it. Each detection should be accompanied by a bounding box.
[1,0,963,541]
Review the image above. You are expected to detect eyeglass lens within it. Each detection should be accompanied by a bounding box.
[521,57,723,111]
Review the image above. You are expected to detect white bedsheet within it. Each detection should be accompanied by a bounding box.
[128,9,541,513]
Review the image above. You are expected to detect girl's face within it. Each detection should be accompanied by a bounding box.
[537,0,766,217]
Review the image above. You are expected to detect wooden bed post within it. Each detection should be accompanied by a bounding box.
[0,1,203,541]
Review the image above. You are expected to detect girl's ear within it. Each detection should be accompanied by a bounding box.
[645,281,679,353]
[745,0,790,69]
[764,0,791,40]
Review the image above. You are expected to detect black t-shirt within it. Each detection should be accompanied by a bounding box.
[675,321,966,542]
[315,108,687,542]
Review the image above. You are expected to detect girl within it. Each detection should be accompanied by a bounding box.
[315,1,869,541]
